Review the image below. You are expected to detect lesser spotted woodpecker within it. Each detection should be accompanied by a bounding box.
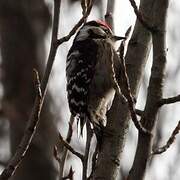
[66,20,124,136]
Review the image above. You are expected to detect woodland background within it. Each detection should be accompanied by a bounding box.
[0,0,180,180]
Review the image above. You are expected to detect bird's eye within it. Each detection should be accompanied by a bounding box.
[104,29,110,34]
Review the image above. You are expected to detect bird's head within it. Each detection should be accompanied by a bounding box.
[75,20,125,42]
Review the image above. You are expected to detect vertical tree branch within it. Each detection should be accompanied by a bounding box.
[93,0,153,179]
[59,115,74,180]
[0,69,43,180]
[152,120,180,155]
[127,0,169,179]
[118,27,151,135]
[105,0,115,29]
[0,1,61,179]
[40,0,61,95]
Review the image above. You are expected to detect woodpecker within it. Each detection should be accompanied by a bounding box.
[66,20,124,137]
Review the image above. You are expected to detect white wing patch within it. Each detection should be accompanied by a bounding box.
[70,99,86,106]
[72,84,86,93]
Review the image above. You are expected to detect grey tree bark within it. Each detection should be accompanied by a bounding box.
[0,1,58,180]
[128,0,169,179]
[93,0,154,179]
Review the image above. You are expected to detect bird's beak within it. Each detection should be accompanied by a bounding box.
[113,35,126,41]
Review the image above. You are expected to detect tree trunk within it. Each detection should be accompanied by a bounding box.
[93,0,153,179]
[128,0,169,179]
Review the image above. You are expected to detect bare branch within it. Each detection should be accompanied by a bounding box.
[33,69,42,99]
[59,115,74,180]
[54,117,74,180]
[93,0,153,177]
[105,0,115,29]
[152,121,180,155]
[118,27,151,135]
[81,0,87,15]
[66,115,74,143]
[54,145,61,164]
[135,109,143,116]
[62,167,74,180]
[0,0,94,179]
[110,46,126,103]
[128,0,170,179]
[0,68,43,180]
[58,133,84,162]
[87,144,98,180]
[0,1,61,179]
[128,0,155,32]
[57,0,93,46]
[158,94,180,106]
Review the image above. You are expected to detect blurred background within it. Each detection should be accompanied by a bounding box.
[0,0,180,180]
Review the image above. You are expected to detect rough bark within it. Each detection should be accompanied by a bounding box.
[93,0,153,179]
[0,1,58,180]
[127,0,169,179]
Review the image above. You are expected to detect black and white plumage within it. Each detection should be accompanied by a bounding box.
[66,20,123,135]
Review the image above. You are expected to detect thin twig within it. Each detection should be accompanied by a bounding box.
[57,0,93,46]
[81,0,87,15]
[33,69,42,99]
[0,68,43,180]
[87,144,98,180]
[158,94,180,106]
[110,46,126,103]
[59,115,74,180]
[54,145,61,164]
[128,0,169,178]
[118,27,151,135]
[62,167,74,180]
[0,1,61,179]
[105,0,115,29]
[58,133,84,162]
[135,109,143,116]
[152,121,180,155]
[0,0,93,179]
[128,0,155,32]
[82,121,93,180]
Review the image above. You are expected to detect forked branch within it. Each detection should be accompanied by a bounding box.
[58,133,84,162]
[0,68,43,180]
[57,0,93,46]
[128,0,155,32]
[158,94,180,106]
